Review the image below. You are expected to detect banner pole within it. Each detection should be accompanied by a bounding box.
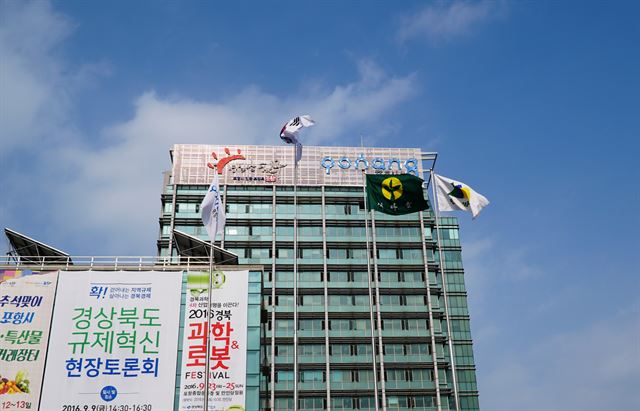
[361,171,381,411]
[204,239,214,411]
[293,147,299,411]
[429,170,461,411]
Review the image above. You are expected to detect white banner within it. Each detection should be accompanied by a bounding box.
[0,271,58,411]
[40,271,183,411]
[178,270,249,411]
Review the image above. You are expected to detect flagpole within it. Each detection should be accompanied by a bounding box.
[429,170,461,411]
[292,146,299,411]
[361,171,381,411]
[204,237,214,411]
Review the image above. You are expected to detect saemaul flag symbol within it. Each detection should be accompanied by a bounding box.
[366,174,429,215]
[434,173,489,219]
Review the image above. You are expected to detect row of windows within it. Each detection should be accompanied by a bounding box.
[224,247,429,261]
[223,225,424,238]
[265,395,479,411]
[266,271,427,283]
[268,318,432,332]
[272,343,432,357]
[267,395,439,410]
[265,294,437,307]
[272,368,434,383]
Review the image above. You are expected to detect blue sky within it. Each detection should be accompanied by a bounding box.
[1,1,638,409]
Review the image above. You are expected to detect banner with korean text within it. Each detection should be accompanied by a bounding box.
[40,271,183,410]
[0,270,57,411]
[178,270,249,411]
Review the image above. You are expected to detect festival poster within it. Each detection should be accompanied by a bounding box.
[0,271,58,411]
[178,270,248,411]
[40,271,183,411]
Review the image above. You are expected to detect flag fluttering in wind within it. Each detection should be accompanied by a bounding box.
[434,174,489,219]
[366,174,429,215]
[201,170,226,241]
[280,115,315,163]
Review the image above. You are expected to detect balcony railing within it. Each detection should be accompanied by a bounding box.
[0,256,261,271]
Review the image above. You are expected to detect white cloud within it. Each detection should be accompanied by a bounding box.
[0,3,417,254]
[52,63,416,254]
[397,1,500,43]
[0,1,73,152]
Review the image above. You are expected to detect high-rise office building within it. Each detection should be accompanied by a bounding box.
[158,144,479,411]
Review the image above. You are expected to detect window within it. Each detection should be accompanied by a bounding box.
[275,271,293,282]
[328,271,348,282]
[330,370,353,383]
[379,295,401,306]
[276,225,294,236]
[406,319,428,331]
[298,204,321,215]
[330,320,350,331]
[276,370,294,382]
[300,295,324,306]
[385,369,406,382]
[300,248,324,259]
[330,398,353,410]
[352,319,370,331]
[401,249,423,260]
[249,203,271,214]
[350,248,368,259]
[299,272,322,282]
[299,397,324,410]
[353,295,369,305]
[276,248,295,258]
[330,344,351,356]
[299,344,325,356]
[382,319,403,332]
[276,295,294,307]
[299,370,324,383]
[380,272,398,282]
[406,344,430,356]
[329,295,352,306]
[250,248,271,259]
[402,272,423,282]
[275,319,293,332]
[414,396,435,407]
[355,344,372,356]
[411,369,434,383]
[352,271,369,282]
[299,226,322,237]
[378,249,397,259]
[383,344,404,355]
[276,345,293,357]
[328,249,347,259]
[405,295,426,306]
[251,225,272,236]
[298,319,323,331]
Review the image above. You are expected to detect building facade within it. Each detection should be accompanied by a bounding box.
[158,144,480,411]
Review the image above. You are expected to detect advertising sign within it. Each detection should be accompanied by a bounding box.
[40,271,183,411]
[0,271,57,411]
[178,270,249,411]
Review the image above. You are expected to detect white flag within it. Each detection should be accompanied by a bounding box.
[280,115,315,163]
[434,174,489,219]
[201,170,226,241]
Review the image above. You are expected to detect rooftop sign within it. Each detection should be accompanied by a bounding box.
[171,144,423,187]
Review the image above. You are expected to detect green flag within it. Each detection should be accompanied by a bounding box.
[366,174,429,215]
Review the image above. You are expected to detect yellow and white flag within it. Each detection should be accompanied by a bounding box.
[434,174,489,219]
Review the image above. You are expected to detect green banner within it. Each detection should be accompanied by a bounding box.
[366,174,429,215]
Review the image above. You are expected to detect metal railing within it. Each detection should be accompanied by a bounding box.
[0,255,243,271]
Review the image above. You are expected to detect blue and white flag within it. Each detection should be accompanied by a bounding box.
[201,170,226,241]
[280,115,315,163]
